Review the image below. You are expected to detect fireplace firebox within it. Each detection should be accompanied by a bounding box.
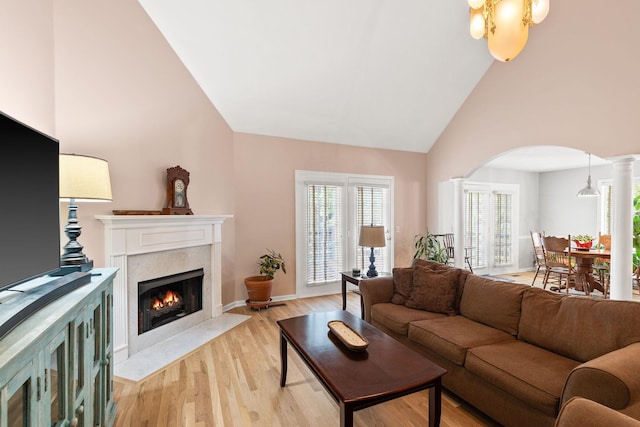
[138,268,204,335]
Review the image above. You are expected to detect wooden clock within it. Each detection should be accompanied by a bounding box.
[162,165,194,215]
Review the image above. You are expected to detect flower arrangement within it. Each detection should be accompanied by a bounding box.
[573,234,594,249]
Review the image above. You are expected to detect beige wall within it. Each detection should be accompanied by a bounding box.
[51,0,238,302]
[426,0,640,229]
[0,0,55,133]
[1,0,428,305]
[233,132,427,300]
[13,0,638,304]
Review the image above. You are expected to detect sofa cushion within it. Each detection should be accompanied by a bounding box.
[410,259,470,313]
[459,275,526,335]
[405,266,460,315]
[519,287,640,362]
[371,303,446,336]
[391,267,415,305]
[408,316,515,366]
[465,340,581,417]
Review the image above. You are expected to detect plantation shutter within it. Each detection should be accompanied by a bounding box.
[465,190,487,269]
[352,183,390,273]
[493,192,512,266]
[305,183,344,285]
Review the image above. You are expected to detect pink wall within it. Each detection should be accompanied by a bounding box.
[2,0,426,305]
[233,132,427,300]
[426,0,640,229]
[51,0,237,300]
[0,0,55,133]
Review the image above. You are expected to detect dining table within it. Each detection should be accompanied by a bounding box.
[569,248,611,294]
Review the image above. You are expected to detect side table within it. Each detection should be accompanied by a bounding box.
[341,271,391,319]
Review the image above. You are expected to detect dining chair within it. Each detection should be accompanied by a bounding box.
[442,233,473,272]
[541,235,586,294]
[593,232,611,291]
[530,231,546,286]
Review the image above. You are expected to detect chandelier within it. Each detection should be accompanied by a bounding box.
[469,0,550,62]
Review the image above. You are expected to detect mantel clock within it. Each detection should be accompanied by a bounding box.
[162,165,193,215]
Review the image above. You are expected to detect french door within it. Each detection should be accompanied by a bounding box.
[464,183,518,275]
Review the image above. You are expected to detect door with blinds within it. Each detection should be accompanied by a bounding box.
[348,178,392,275]
[295,171,393,298]
[464,183,518,275]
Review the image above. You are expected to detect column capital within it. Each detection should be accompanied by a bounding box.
[606,155,638,165]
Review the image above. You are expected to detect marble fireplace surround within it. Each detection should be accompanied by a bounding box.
[96,215,232,365]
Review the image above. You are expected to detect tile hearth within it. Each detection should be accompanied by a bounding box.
[114,312,250,382]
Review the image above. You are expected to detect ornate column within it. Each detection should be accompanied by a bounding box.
[609,157,635,300]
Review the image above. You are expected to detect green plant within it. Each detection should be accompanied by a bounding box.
[413,231,448,264]
[259,249,287,279]
[633,195,640,270]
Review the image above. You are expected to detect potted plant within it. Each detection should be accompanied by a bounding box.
[244,249,286,309]
[573,234,594,249]
[413,231,448,264]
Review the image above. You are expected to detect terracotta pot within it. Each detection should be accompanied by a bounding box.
[244,276,273,308]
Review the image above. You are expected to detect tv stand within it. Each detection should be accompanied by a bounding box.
[0,271,91,340]
[0,268,117,426]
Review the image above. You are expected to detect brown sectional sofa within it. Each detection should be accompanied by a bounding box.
[359,259,640,427]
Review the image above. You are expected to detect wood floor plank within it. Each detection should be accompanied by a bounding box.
[114,291,499,426]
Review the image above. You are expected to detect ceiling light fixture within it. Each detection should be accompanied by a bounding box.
[576,153,600,197]
[469,0,550,62]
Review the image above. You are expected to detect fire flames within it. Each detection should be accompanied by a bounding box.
[151,290,181,310]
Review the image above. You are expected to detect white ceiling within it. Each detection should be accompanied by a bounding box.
[137,0,494,153]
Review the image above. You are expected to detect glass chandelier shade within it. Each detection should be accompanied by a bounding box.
[468,0,550,62]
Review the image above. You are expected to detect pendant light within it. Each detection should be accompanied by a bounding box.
[576,153,600,197]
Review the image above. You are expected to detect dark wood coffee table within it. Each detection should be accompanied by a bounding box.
[277,311,446,426]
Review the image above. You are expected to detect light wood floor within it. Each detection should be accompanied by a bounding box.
[113,292,499,427]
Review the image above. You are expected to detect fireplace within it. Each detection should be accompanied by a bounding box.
[138,268,204,335]
[96,214,232,363]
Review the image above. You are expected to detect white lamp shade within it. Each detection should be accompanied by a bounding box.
[359,225,386,248]
[60,154,112,201]
[488,0,529,62]
[532,0,550,24]
[469,8,486,40]
[468,0,485,9]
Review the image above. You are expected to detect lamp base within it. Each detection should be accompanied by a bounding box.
[366,247,378,278]
[50,260,94,276]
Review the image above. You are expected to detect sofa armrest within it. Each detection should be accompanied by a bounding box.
[555,397,640,427]
[562,342,640,410]
[359,277,394,323]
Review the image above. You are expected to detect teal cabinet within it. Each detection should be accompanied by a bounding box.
[0,268,117,427]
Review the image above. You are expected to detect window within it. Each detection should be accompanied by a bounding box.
[304,184,344,285]
[600,180,640,234]
[464,183,518,273]
[464,190,488,269]
[351,180,391,274]
[493,192,513,266]
[296,171,393,295]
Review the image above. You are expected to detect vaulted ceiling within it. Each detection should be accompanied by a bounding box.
[138,0,494,153]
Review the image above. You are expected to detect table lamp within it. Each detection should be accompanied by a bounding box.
[359,225,386,278]
[56,154,112,275]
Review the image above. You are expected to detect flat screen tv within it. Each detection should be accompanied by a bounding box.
[0,111,60,291]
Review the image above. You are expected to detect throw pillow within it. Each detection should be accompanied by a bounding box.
[405,266,460,315]
[391,267,416,305]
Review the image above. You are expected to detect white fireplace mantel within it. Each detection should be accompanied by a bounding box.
[96,214,232,364]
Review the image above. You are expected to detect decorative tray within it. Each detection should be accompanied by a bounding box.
[327,320,369,352]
